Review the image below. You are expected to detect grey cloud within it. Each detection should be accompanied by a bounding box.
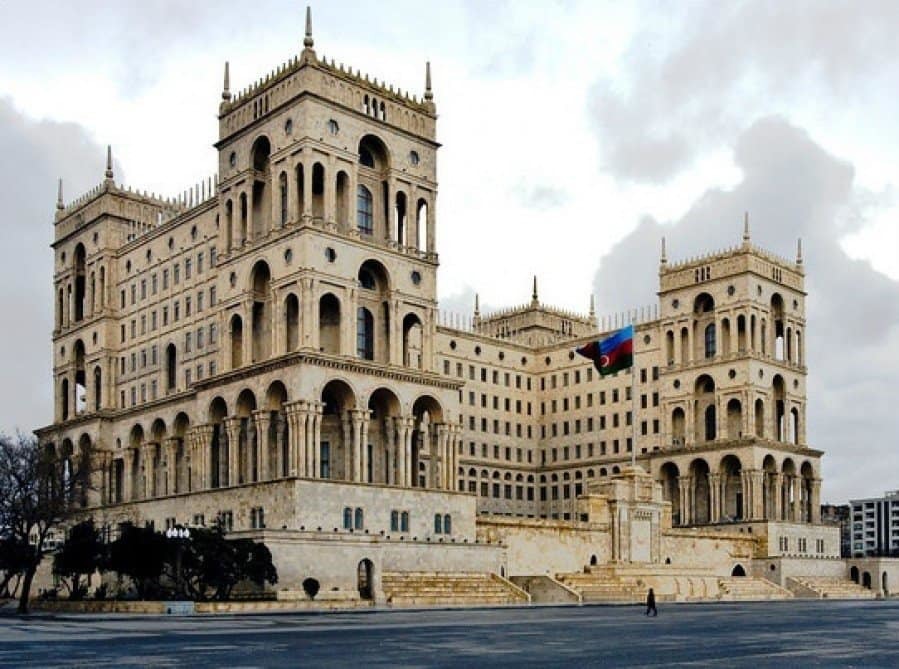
[513,182,568,210]
[592,116,899,502]
[0,98,112,434]
[590,1,899,182]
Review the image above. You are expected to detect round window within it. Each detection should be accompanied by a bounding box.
[673,379,680,389]
[728,369,736,379]
[521,357,527,365]
[672,298,680,309]
[474,346,482,356]
[449,340,457,350]
[545,356,551,365]
[411,271,422,285]
[727,285,735,296]
[568,352,575,360]
[498,352,505,361]
[643,334,651,345]
[284,248,293,264]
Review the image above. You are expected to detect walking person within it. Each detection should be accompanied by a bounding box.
[645,588,657,616]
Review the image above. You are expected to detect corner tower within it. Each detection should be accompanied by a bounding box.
[650,225,819,529]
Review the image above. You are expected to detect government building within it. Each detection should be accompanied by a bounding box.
[37,9,880,604]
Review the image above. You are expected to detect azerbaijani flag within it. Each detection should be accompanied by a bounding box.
[576,324,634,377]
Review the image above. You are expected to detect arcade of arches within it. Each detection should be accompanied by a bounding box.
[658,455,821,526]
[54,382,462,506]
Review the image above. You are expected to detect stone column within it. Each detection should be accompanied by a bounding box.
[349,410,362,482]
[773,473,783,520]
[384,417,396,485]
[273,413,286,478]
[677,477,689,525]
[403,417,414,487]
[283,401,300,477]
[810,478,822,524]
[301,160,312,221]
[313,402,323,477]
[749,470,765,520]
[324,157,335,224]
[426,191,436,253]
[360,410,371,483]
[789,476,799,522]
[200,424,215,490]
[122,449,134,502]
[288,160,300,224]
[164,437,179,496]
[708,473,720,523]
[224,417,241,487]
[253,410,271,482]
[245,187,255,244]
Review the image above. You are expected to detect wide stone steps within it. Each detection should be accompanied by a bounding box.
[791,577,877,600]
[555,573,643,603]
[382,572,527,607]
[718,577,793,600]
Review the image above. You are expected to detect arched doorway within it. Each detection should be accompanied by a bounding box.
[850,566,859,583]
[357,559,374,600]
[731,564,746,577]
[882,572,889,597]
[862,572,872,589]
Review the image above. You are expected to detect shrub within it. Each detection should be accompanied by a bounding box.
[302,578,320,600]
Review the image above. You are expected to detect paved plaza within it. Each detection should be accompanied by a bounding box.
[0,600,897,668]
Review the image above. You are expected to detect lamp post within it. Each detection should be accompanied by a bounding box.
[165,525,191,599]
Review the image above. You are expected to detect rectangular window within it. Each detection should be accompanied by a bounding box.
[197,291,204,312]
[320,442,330,478]
[140,279,147,300]
[210,286,217,306]
[163,306,169,326]
[357,187,373,234]
[162,269,169,289]
[151,310,157,330]
[197,252,204,274]
[174,263,180,285]
[185,296,191,317]
[210,247,217,268]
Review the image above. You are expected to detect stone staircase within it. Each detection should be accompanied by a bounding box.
[555,572,644,603]
[381,572,529,607]
[788,576,877,600]
[718,577,793,601]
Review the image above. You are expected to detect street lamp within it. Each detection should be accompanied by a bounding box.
[165,526,191,599]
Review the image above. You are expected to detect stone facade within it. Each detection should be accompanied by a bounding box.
[35,9,843,602]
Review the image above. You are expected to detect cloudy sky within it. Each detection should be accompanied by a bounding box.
[1,1,897,503]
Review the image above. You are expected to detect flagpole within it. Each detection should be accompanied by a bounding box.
[631,330,637,467]
[631,319,638,469]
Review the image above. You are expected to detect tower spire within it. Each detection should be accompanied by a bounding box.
[222,61,231,101]
[796,237,803,265]
[474,293,480,318]
[104,145,114,181]
[304,5,314,49]
[424,61,433,101]
[531,275,539,306]
[660,236,667,266]
[589,294,595,318]
[742,211,750,245]
[56,178,64,211]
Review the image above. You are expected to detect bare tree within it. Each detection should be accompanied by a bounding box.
[0,432,95,613]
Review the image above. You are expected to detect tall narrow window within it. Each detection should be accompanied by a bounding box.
[356,185,373,234]
[356,307,374,360]
[279,172,288,225]
[320,442,330,479]
[704,323,716,358]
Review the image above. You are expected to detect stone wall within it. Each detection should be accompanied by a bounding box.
[476,516,611,576]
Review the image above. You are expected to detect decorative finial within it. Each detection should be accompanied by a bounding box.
[589,294,595,317]
[222,61,231,101]
[531,275,538,305]
[743,211,750,244]
[424,61,433,101]
[660,236,667,265]
[304,6,314,49]
[474,293,480,318]
[796,237,803,265]
[105,145,114,181]
[56,178,64,210]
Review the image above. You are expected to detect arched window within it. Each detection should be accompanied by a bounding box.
[343,507,353,530]
[434,513,443,534]
[354,507,364,530]
[356,185,373,234]
[443,514,451,534]
[400,511,409,532]
[704,323,716,358]
[390,510,399,532]
[357,307,374,360]
[93,367,102,411]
